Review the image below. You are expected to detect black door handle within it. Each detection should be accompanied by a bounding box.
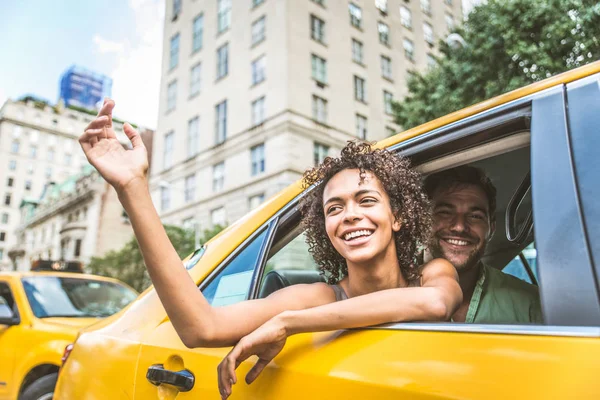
[146,364,195,392]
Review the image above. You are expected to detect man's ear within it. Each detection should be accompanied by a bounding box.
[487,219,496,241]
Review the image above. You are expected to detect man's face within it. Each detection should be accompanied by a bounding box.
[430,184,494,272]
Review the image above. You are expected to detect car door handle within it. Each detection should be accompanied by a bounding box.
[146,364,195,392]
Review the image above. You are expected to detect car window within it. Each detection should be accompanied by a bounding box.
[0,282,16,318]
[266,232,318,274]
[502,242,538,284]
[202,228,268,306]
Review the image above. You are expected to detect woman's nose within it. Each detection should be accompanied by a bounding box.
[343,204,362,222]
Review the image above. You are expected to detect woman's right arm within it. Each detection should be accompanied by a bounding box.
[81,100,335,348]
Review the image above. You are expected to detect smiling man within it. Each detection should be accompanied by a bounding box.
[424,166,542,324]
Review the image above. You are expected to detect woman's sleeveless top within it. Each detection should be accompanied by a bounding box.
[330,284,348,301]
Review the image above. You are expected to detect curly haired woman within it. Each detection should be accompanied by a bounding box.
[80,100,462,399]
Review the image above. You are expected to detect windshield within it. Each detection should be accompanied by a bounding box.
[21,276,138,318]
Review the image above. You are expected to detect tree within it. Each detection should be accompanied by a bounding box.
[392,0,600,129]
[88,224,225,292]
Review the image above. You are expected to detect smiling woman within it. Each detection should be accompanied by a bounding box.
[77,100,462,399]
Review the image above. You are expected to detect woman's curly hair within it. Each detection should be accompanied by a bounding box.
[299,141,432,284]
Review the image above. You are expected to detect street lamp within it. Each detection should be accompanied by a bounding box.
[446,33,467,50]
[157,180,201,249]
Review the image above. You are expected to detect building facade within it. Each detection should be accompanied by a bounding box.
[151,0,462,230]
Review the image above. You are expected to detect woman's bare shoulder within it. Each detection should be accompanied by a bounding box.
[266,281,337,308]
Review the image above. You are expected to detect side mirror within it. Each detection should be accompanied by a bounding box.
[0,304,20,326]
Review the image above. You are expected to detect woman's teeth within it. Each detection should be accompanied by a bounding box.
[344,230,373,241]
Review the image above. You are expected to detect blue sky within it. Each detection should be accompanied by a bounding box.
[0,0,164,128]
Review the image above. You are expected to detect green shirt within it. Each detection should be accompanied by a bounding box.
[466,264,543,324]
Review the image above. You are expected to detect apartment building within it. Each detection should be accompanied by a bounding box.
[152,0,462,230]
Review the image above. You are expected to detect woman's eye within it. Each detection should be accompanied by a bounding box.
[326,205,341,214]
[360,197,377,204]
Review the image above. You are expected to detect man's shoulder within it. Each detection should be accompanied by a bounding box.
[484,265,539,299]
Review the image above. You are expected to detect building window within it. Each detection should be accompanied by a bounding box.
[356,114,367,139]
[445,0,453,5]
[163,131,174,169]
[251,16,266,45]
[11,140,20,154]
[25,180,32,191]
[250,143,265,176]
[74,239,82,257]
[420,0,431,15]
[193,14,204,52]
[311,15,325,43]
[170,33,180,70]
[8,160,16,171]
[313,142,329,166]
[47,149,55,162]
[375,0,388,13]
[381,55,392,79]
[212,162,225,192]
[0,248,3,260]
[404,38,415,61]
[217,43,229,79]
[253,0,265,7]
[187,117,200,158]
[7,178,14,188]
[184,174,196,203]
[215,100,228,144]
[248,193,265,210]
[354,76,366,102]
[384,91,394,114]
[251,55,266,85]
[423,22,434,45]
[251,97,266,125]
[217,0,232,33]
[349,3,362,29]
[173,0,182,18]
[211,206,226,227]
[400,6,412,29]
[427,53,437,68]
[30,145,37,158]
[65,153,72,165]
[351,39,364,64]
[445,13,455,30]
[167,80,177,112]
[190,63,202,96]
[312,95,327,124]
[0,232,5,242]
[160,186,170,211]
[29,164,35,175]
[378,22,390,45]
[4,194,11,206]
[311,54,327,84]
[312,0,325,5]
[1,213,8,224]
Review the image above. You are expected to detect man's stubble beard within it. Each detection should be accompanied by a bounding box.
[429,234,488,273]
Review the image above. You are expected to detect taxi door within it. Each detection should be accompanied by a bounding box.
[133,227,271,399]
[0,280,21,400]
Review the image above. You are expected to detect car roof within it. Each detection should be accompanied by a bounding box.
[0,270,134,287]
[378,60,600,150]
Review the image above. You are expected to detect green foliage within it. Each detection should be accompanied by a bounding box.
[88,224,225,292]
[392,0,600,130]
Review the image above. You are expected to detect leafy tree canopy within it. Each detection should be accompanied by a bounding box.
[393,0,600,129]
[88,224,224,292]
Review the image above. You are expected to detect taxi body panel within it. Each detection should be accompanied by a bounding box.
[55,61,600,399]
[0,272,137,400]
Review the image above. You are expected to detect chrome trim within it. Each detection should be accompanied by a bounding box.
[363,322,600,338]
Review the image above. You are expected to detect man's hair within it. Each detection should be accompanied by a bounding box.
[423,165,497,223]
[299,141,432,284]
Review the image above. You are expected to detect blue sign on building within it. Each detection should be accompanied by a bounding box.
[59,66,112,110]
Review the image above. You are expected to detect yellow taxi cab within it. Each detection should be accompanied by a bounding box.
[0,267,138,400]
[55,61,600,399]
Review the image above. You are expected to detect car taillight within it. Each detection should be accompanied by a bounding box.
[61,343,74,367]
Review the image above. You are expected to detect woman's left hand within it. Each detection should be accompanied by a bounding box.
[217,316,288,399]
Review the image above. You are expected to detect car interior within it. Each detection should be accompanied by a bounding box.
[257,130,538,306]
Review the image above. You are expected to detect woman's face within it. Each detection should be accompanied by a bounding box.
[322,169,401,266]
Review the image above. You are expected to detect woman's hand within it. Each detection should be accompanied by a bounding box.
[217,316,288,399]
[79,99,149,193]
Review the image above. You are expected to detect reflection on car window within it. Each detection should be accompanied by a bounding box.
[502,242,538,284]
[202,228,268,306]
[266,231,318,274]
[21,277,138,318]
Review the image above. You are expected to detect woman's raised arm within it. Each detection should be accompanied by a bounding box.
[80,100,335,348]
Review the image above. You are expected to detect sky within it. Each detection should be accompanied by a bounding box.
[0,0,165,129]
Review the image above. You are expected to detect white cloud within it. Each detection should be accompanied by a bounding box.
[97,0,164,129]
[93,35,126,54]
